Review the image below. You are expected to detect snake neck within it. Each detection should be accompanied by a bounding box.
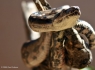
[33,31,68,70]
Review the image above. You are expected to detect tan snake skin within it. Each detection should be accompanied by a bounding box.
[21,0,95,70]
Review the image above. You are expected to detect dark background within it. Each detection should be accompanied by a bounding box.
[0,0,95,70]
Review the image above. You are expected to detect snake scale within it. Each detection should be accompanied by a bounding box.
[21,0,95,70]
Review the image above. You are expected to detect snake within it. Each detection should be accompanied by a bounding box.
[21,5,95,69]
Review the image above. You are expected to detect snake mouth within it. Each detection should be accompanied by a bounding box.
[29,6,80,24]
[28,6,81,32]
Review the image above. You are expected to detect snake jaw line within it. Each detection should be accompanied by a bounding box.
[28,6,81,32]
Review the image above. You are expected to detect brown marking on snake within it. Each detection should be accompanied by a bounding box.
[32,56,37,60]
[22,51,29,58]
[32,45,40,52]
[21,32,52,68]
[49,31,66,70]
[41,46,45,50]
[74,20,95,49]
[63,28,92,69]
[22,20,95,69]
[22,24,94,69]
[22,0,95,69]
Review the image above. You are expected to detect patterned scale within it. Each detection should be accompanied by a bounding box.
[62,20,95,68]
[74,20,95,49]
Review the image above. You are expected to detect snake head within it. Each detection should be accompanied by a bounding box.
[63,28,92,69]
[28,5,81,32]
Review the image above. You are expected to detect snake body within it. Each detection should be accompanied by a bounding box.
[74,20,95,49]
[21,5,95,69]
[63,27,92,68]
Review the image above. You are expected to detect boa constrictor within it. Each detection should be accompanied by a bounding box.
[21,5,95,69]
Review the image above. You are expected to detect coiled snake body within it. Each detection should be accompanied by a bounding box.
[21,5,95,69]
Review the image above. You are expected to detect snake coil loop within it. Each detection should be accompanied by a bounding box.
[22,5,95,69]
